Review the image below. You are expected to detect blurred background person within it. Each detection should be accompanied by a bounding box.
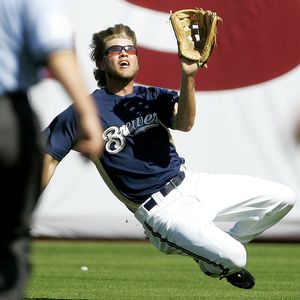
[0,0,103,299]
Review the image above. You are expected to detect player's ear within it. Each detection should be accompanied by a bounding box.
[98,59,106,71]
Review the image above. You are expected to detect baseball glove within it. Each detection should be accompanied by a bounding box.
[170,8,222,67]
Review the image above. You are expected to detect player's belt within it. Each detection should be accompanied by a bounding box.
[144,171,185,211]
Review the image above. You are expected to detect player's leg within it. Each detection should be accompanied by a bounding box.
[135,168,295,289]
[191,172,296,244]
[135,192,256,289]
[135,189,247,277]
[186,170,295,287]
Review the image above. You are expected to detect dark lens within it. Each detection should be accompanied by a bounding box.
[106,45,123,55]
[125,45,137,55]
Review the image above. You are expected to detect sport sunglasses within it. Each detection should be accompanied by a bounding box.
[103,45,138,57]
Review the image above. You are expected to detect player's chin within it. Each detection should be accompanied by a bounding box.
[107,68,137,82]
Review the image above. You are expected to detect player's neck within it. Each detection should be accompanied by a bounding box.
[105,80,134,97]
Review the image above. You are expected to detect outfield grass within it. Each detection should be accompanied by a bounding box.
[25,240,300,300]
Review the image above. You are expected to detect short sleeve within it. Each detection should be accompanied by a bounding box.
[42,104,78,161]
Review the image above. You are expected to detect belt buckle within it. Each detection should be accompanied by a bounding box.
[169,177,177,188]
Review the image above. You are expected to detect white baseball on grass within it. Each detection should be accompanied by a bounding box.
[81,265,88,272]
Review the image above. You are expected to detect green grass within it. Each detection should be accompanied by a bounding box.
[25,241,300,300]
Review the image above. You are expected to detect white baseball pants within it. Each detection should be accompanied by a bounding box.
[134,168,296,276]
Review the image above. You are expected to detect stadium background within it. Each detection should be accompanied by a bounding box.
[29,0,300,240]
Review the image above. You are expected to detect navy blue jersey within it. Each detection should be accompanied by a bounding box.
[43,85,185,203]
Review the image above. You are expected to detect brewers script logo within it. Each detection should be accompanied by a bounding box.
[103,113,159,154]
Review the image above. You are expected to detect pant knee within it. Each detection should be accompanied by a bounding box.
[219,243,247,275]
[282,186,297,207]
[223,242,247,270]
[273,185,296,212]
[198,242,246,277]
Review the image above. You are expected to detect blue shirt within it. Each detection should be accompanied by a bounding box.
[0,0,74,94]
[43,86,185,203]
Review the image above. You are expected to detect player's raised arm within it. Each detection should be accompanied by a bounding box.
[170,9,222,132]
[172,58,199,132]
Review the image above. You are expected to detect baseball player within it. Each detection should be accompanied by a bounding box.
[42,24,296,289]
[0,0,103,298]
